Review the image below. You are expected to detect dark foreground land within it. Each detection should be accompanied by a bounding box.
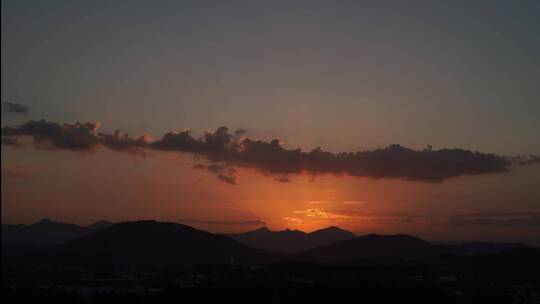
[2,221,539,303]
[3,250,540,304]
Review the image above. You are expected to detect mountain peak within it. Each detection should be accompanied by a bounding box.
[87,220,113,230]
[227,225,354,254]
[310,226,355,238]
[33,218,59,226]
[4,219,114,246]
[56,220,277,266]
[357,233,432,246]
[282,229,305,235]
[296,233,442,262]
[317,226,346,232]
[255,226,271,232]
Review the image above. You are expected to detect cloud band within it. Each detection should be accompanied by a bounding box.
[3,120,531,184]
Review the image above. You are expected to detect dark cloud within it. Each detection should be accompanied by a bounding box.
[512,154,540,166]
[2,102,29,114]
[274,175,291,183]
[1,120,100,151]
[151,128,513,182]
[207,164,226,173]
[98,130,150,155]
[2,120,523,183]
[217,173,237,185]
[193,164,207,170]
[151,127,231,157]
[151,128,512,182]
[235,128,247,136]
[181,218,266,226]
[192,163,238,185]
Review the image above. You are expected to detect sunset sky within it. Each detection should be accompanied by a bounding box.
[2,0,539,244]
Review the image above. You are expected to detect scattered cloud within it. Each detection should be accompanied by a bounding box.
[234,128,247,136]
[324,209,540,228]
[193,164,207,170]
[512,155,540,166]
[282,217,303,224]
[193,163,238,185]
[342,201,366,205]
[2,101,29,114]
[205,205,255,212]
[217,173,236,185]
[292,208,353,220]
[274,175,291,183]
[282,208,540,229]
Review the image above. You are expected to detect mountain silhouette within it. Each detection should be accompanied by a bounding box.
[1,219,113,246]
[295,233,445,262]
[226,226,355,253]
[41,220,280,267]
[3,219,534,269]
[448,241,529,255]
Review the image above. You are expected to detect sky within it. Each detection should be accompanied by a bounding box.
[2,0,540,244]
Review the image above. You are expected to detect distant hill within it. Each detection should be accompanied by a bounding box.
[1,219,113,246]
[448,241,529,255]
[226,226,355,253]
[295,234,445,262]
[40,221,280,267]
[2,219,534,268]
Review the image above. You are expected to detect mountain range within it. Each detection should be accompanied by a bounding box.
[1,219,532,267]
[45,221,279,267]
[1,219,113,246]
[226,226,356,253]
[295,233,445,262]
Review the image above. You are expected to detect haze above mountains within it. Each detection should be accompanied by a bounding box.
[2,220,356,252]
